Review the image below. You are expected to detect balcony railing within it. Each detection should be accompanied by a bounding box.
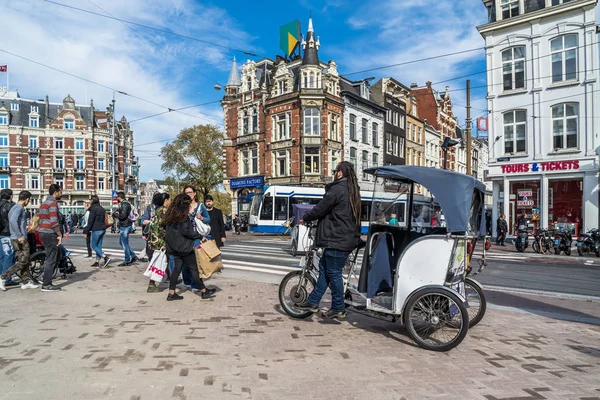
[28,147,40,154]
[53,168,65,173]
[0,165,10,173]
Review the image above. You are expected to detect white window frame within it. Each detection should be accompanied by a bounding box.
[11,103,19,111]
[0,116,7,126]
[329,113,340,142]
[273,150,289,177]
[372,122,379,147]
[349,114,357,141]
[55,176,64,189]
[29,154,38,169]
[75,156,85,169]
[0,175,8,189]
[551,102,578,150]
[372,152,379,168]
[303,108,320,136]
[54,137,64,149]
[98,140,105,152]
[64,119,75,130]
[551,35,578,83]
[501,0,520,19]
[98,177,105,190]
[0,153,7,167]
[274,113,290,141]
[76,176,85,190]
[398,137,405,158]
[98,158,105,170]
[28,174,39,190]
[502,46,526,91]
[361,118,369,144]
[55,156,64,169]
[29,116,39,128]
[29,136,37,149]
[503,110,527,154]
[362,150,369,180]
[31,106,39,113]
[304,147,320,175]
[349,147,357,171]
[75,138,84,150]
[330,149,340,174]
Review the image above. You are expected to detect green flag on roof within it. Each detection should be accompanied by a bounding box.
[280,20,301,58]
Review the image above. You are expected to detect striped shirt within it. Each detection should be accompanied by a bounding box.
[39,195,61,235]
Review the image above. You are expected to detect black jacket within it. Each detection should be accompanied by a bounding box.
[84,203,107,234]
[498,218,508,232]
[0,199,15,237]
[165,220,202,256]
[113,200,132,227]
[207,207,226,247]
[302,178,361,252]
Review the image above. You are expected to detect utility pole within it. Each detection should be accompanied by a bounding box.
[111,92,116,194]
[465,80,472,176]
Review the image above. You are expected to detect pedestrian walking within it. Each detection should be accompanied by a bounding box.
[145,192,171,293]
[84,195,110,268]
[82,202,93,258]
[113,192,137,266]
[164,194,215,301]
[0,191,37,291]
[497,214,508,246]
[180,185,210,291]
[38,184,63,292]
[0,188,15,285]
[295,161,362,320]
[71,213,79,234]
[205,194,226,248]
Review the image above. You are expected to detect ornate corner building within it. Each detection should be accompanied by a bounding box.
[0,91,139,213]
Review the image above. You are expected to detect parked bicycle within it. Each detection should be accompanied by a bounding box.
[532,229,553,254]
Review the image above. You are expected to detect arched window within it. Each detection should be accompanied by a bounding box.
[502,110,526,154]
[552,103,578,150]
[551,35,578,83]
[252,106,258,133]
[502,46,525,91]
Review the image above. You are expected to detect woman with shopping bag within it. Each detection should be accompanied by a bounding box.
[181,185,211,291]
[164,194,216,301]
[144,193,171,293]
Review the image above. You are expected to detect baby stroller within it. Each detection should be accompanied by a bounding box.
[29,231,77,283]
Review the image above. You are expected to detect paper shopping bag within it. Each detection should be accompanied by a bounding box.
[196,246,224,279]
[201,239,222,259]
[143,250,168,282]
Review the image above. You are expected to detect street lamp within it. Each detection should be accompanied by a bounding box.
[441,137,459,170]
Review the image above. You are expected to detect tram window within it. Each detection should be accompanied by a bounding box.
[275,197,289,220]
[260,195,273,220]
[360,201,370,222]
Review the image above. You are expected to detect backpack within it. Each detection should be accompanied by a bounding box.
[128,203,139,223]
[0,200,14,233]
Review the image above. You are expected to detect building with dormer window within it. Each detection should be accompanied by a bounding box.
[478,0,599,235]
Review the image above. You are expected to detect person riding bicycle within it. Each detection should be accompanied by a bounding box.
[295,161,361,320]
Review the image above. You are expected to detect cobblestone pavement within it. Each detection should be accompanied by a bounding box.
[1,260,599,400]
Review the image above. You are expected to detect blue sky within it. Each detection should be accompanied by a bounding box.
[3,0,493,180]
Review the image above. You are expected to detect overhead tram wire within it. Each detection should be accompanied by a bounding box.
[128,100,223,124]
[0,48,219,125]
[44,0,259,57]
[85,0,223,87]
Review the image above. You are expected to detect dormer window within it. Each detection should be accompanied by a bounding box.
[11,103,19,111]
[0,114,7,125]
[247,76,252,91]
[360,83,370,100]
[29,116,39,128]
[278,80,287,95]
[64,119,75,130]
[31,106,39,113]
[501,0,519,19]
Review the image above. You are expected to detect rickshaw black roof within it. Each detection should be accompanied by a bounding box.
[364,165,486,234]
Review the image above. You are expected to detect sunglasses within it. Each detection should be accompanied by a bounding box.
[332,169,339,175]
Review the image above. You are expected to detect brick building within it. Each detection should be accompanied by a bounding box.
[0,91,139,213]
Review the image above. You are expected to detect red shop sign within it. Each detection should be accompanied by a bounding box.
[501,160,579,174]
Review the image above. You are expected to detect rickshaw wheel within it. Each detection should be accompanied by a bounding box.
[464,278,486,328]
[403,287,469,352]
[278,271,317,319]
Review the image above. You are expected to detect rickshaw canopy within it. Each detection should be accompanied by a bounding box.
[364,165,486,235]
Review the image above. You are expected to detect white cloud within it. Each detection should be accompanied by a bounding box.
[2,0,253,180]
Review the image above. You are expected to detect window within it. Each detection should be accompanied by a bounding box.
[385,133,392,155]
[274,114,289,141]
[274,150,289,177]
[349,114,357,140]
[242,110,249,135]
[55,156,64,169]
[372,153,379,168]
[76,176,85,190]
[252,106,258,133]
[76,156,85,169]
[75,138,84,150]
[501,0,519,19]
[98,158,105,170]
[0,154,7,167]
[29,116,39,128]
[31,106,39,113]
[372,123,379,147]
[0,115,7,125]
[551,35,577,83]
[247,76,252,91]
[330,149,340,174]
[260,194,273,220]
[392,135,399,157]
[64,119,74,130]
[386,109,392,123]
[407,122,412,140]
[399,113,405,128]
[399,137,405,158]
[362,150,369,179]
[28,175,39,190]
[29,155,38,169]
[552,103,578,150]
[303,108,320,136]
[304,147,320,174]
[98,177,105,190]
[275,196,289,221]
[525,0,546,12]
[412,125,417,143]
[503,110,527,154]
[278,80,287,95]
[55,176,64,189]
[417,151,422,166]
[552,0,574,4]
[329,113,340,141]
[29,136,37,149]
[349,147,357,171]
[108,143,113,153]
[97,140,105,152]
[55,137,64,149]
[11,103,19,111]
[502,47,526,91]
[393,112,399,127]
[362,119,368,144]
[0,175,9,189]
[241,147,258,175]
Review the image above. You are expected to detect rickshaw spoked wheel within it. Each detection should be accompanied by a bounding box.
[464,277,486,328]
[403,287,469,352]
[278,270,317,319]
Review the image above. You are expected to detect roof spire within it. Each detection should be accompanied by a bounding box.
[302,16,320,66]
[226,56,241,87]
[308,10,313,32]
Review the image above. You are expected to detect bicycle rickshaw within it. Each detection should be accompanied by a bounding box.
[279,166,488,352]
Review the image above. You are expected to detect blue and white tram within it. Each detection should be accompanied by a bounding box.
[248,185,437,234]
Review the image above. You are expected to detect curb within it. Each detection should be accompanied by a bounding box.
[484,284,600,302]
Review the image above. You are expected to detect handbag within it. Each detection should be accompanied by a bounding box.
[195,217,211,236]
[196,240,223,279]
[104,213,115,228]
[27,214,40,233]
[143,250,168,282]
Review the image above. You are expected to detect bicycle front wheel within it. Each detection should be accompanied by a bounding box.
[277,226,290,240]
[278,270,316,319]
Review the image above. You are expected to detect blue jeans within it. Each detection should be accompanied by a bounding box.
[119,226,135,263]
[0,236,15,282]
[308,249,350,313]
[91,230,106,259]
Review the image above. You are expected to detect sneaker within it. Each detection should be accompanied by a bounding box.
[91,261,100,268]
[167,293,183,301]
[147,284,160,293]
[102,257,112,268]
[118,261,131,267]
[21,282,39,290]
[294,301,319,313]
[198,290,215,300]
[0,279,5,291]
[131,257,139,264]
[204,287,217,296]
[5,280,18,287]
[321,309,347,320]
[41,284,62,292]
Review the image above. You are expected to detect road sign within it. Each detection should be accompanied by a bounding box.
[112,190,118,198]
[112,198,118,205]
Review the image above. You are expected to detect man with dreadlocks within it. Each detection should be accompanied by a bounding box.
[295,161,362,319]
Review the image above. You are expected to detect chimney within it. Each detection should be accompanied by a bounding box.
[426,81,432,88]
[410,83,418,89]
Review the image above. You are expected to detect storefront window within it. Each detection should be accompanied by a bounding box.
[548,179,582,234]
[509,180,540,234]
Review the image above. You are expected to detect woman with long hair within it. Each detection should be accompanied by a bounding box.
[84,195,111,268]
[181,185,210,291]
[163,194,215,301]
[295,161,361,320]
[146,192,171,293]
